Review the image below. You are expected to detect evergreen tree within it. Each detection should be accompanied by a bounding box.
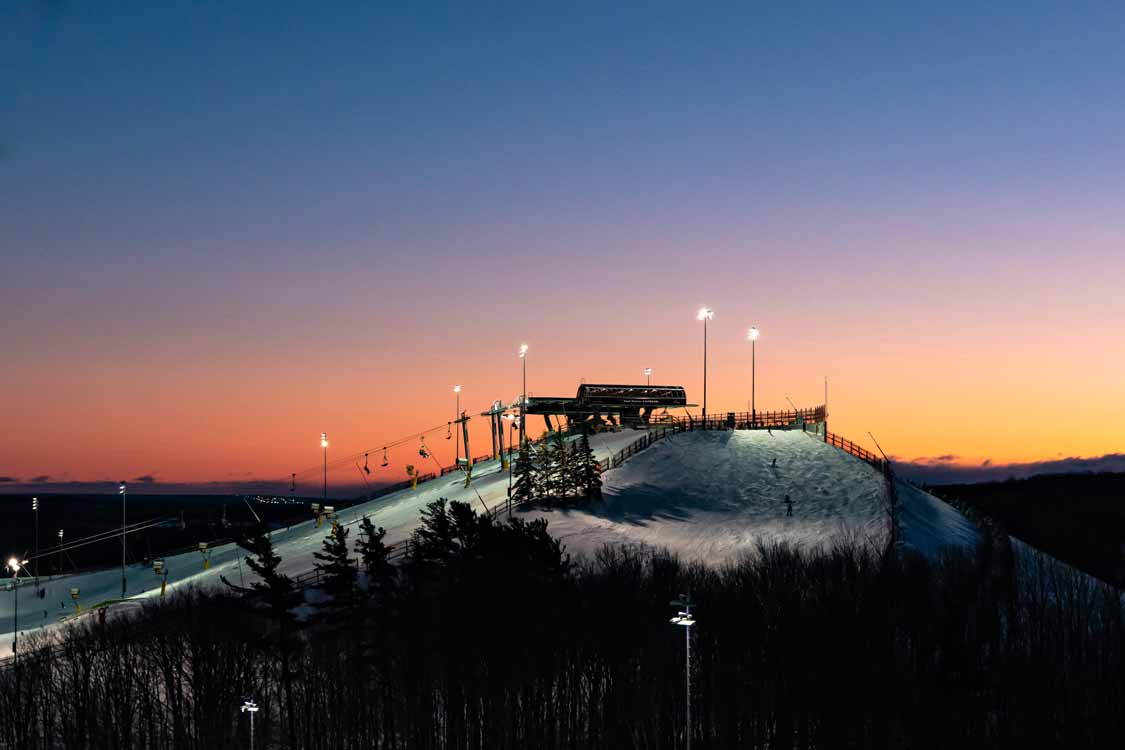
[313,524,356,607]
[534,440,553,498]
[550,430,573,500]
[410,497,456,566]
[238,525,295,619]
[236,525,299,735]
[512,441,535,506]
[356,516,395,601]
[576,429,603,502]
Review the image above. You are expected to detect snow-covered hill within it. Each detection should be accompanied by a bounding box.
[518,429,978,562]
[1,427,980,652]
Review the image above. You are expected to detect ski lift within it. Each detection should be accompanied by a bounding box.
[363,452,371,475]
[381,447,389,467]
[419,436,430,459]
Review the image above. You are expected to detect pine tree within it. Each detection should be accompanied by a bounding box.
[410,498,456,566]
[534,440,552,498]
[238,525,295,620]
[577,429,602,502]
[313,524,356,607]
[356,516,395,601]
[550,430,572,500]
[513,442,535,506]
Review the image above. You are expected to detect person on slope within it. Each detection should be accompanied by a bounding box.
[785,495,793,517]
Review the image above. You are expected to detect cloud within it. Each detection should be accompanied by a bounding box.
[0,476,17,483]
[910,454,959,466]
[896,453,1125,485]
[132,475,157,484]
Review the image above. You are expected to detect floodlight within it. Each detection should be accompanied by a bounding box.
[697,307,713,321]
[748,326,759,341]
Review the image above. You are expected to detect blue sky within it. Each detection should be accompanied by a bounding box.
[3,1,1125,487]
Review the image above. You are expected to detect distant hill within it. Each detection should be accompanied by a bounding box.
[930,472,1125,588]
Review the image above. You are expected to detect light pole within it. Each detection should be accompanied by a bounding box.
[9,556,27,702]
[118,481,127,599]
[241,698,259,750]
[502,413,519,512]
[518,344,528,445]
[32,497,39,592]
[453,385,462,466]
[697,308,713,423]
[57,529,63,575]
[747,326,759,427]
[644,367,652,386]
[320,433,328,503]
[671,595,696,750]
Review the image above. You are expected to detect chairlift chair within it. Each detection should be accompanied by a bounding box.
[381,447,389,467]
[363,452,371,474]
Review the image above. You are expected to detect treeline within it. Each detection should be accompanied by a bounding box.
[932,471,1125,588]
[1,505,1122,749]
[511,429,603,507]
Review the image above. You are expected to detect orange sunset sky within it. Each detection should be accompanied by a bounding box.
[3,3,1124,492]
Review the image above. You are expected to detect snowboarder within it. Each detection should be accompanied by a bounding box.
[785,495,793,517]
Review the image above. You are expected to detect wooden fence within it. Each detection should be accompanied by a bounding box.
[823,431,885,471]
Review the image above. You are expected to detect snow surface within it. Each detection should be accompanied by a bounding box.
[0,427,982,652]
[0,429,645,650]
[515,429,977,563]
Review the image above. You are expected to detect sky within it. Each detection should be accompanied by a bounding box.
[2,1,1124,493]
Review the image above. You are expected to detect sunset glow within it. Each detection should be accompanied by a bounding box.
[3,2,1123,492]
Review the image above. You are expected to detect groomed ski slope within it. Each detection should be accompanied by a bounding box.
[516,429,979,563]
[1,428,979,651]
[0,430,645,650]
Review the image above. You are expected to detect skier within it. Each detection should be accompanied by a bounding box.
[771,457,777,468]
[785,495,793,517]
